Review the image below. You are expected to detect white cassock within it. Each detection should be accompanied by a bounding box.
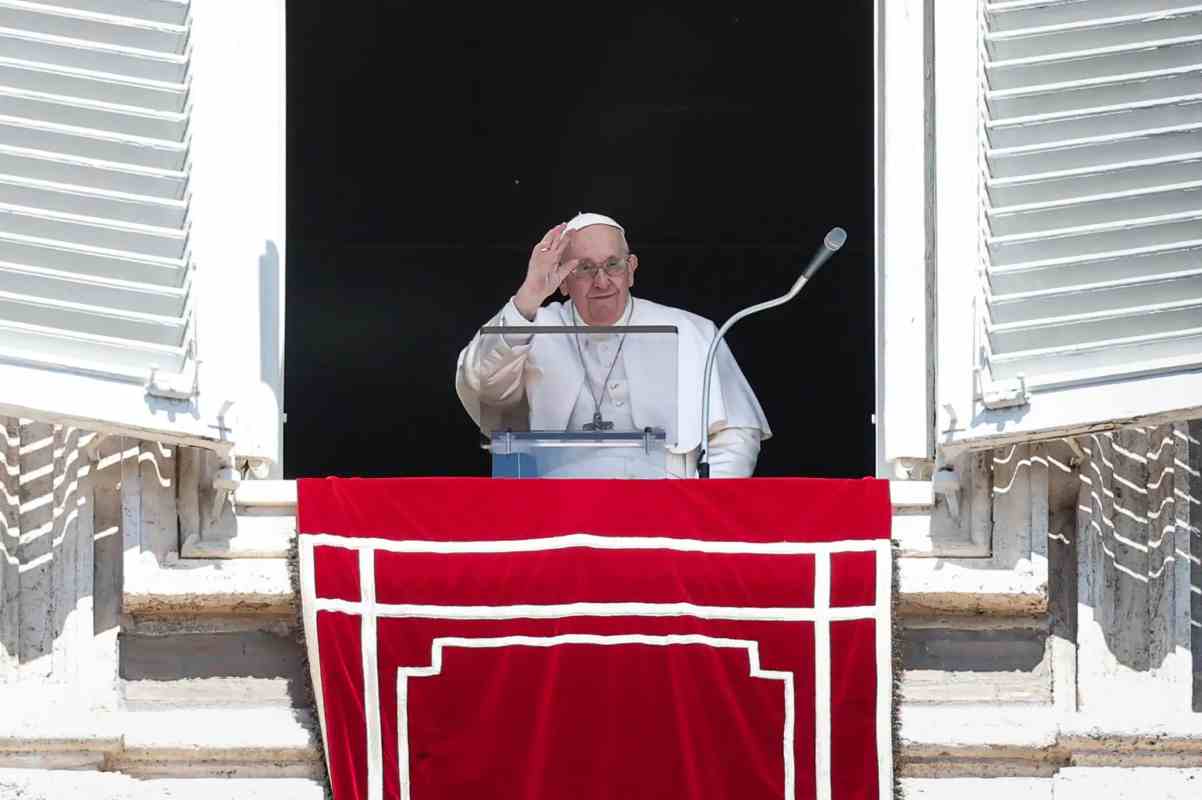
[456,294,771,477]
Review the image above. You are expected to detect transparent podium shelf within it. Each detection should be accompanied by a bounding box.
[476,322,679,479]
[490,429,669,478]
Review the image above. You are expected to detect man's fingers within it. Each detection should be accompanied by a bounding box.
[552,228,572,255]
[552,223,571,248]
[532,223,561,254]
[554,258,580,283]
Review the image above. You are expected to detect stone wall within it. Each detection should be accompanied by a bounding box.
[0,417,181,708]
[0,418,93,687]
[1070,423,1200,712]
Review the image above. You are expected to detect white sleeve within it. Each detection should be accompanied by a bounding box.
[705,426,762,478]
[457,298,537,410]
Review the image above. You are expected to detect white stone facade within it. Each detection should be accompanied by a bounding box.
[2,0,1202,797]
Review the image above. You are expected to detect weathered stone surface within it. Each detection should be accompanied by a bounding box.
[0,770,325,799]
[0,418,19,680]
[3,418,1199,791]
[0,418,95,686]
[123,558,294,616]
[901,621,1051,704]
[901,777,1052,799]
[1055,767,1202,799]
[120,629,308,708]
[0,707,321,779]
[114,707,322,779]
[897,560,1047,616]
[900,703,1061,777]
[903,770,1202,800]
[1075,425,1194,713]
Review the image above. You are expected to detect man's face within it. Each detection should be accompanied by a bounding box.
[560,224,639,325]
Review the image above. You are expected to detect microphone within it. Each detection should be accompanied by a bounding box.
[805,226,847,280]
[697,227,847,478]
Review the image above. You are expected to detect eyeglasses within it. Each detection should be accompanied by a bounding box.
[572,255,630,279]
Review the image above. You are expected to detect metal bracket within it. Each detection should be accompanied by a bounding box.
[980,374,1029,410]
[933,466,962,522]
[146,346,199,400]
[211,463,239,521]
[890,458,935,481]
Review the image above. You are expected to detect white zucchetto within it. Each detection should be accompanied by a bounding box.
[564,212,625,234]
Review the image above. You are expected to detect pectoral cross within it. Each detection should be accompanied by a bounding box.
[583,412,614,431]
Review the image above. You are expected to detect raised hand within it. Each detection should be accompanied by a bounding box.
[514,223,579,320]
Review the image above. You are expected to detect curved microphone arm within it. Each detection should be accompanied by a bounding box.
[697,227,847,478]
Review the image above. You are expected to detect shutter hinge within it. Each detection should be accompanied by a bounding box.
[932,465,961,522]
[146,346,198,400]
[979,373,1028,410]
[211,463,240,520]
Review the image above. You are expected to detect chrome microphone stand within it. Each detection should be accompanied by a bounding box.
[697,227,847,478]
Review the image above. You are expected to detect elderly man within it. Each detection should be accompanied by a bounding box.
[456,212,770,477]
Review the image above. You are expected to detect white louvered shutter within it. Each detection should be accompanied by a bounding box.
[939,0,1202,451]
[0,0,285,462]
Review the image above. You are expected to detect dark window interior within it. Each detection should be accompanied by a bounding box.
[285,2,875,478]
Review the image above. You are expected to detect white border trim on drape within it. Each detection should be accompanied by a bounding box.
[298,535,332,776]
[298,535,892,800]
[814,550,832,800]
[397,635,795,800]
[360,549,383,800]
[301,532,883,555]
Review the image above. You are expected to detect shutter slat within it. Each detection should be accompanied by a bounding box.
[991,269,1202,322]
[991,330,1202,383]
[987,8,1202,60]
[0,231,184,285]
[0,56,184,110]
[0,287,185,344]
[0,316,185,375]
[0,27,187,82]
[0,0,190,379]
[0,86,186,139]
[988,214,1202,265]
[0,202,184,257]
[987,97,1202,150]
[990,244,1202,294]
[989,181,1202,236]
[45,0,188,27]
[988,155,1202,206]
[0,144,186,198]
[991,300,1202,352]
[0,2,188,54]
[989,71,1201,120]
[980,0,1202,387]
[0,173,185,225]
[0,116,186,169]
[0,229,182,284]
[0,259,185,315]
[987,0,1202,32]
[989,124,1202,176]
[987,38,1202,90]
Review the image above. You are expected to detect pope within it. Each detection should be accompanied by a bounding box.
[455,212,771,477]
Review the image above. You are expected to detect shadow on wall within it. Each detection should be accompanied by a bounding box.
[1073,424,1198,674]
[119,628,310,708]
[0,420,98,673]
[904,422,1200,702]
[0,420,181,678]
[991,424,1199,678]
[260,240,282,410]
[259,239,284,478]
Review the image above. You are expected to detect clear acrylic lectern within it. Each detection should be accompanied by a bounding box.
[482,324,678,478]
